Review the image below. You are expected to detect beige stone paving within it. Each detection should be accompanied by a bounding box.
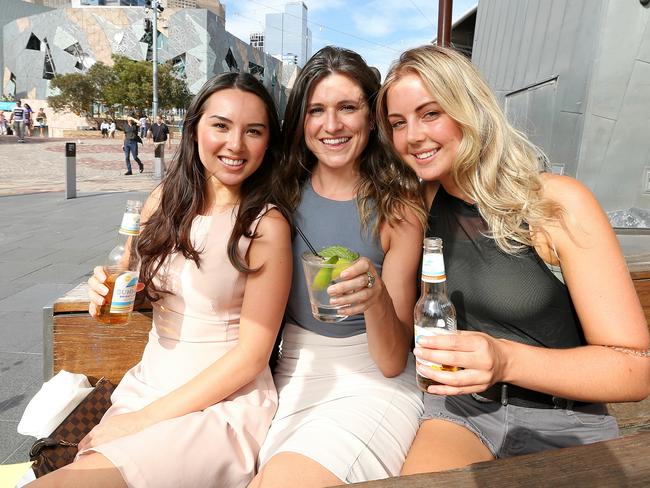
[0,135,171,196]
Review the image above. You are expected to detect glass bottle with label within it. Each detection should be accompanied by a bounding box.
[414,237,458,392]
[96,200,143,325]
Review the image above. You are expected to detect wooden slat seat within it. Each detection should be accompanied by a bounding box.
[41,245,650,485]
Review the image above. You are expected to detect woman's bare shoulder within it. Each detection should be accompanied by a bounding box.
[540,173,601,216]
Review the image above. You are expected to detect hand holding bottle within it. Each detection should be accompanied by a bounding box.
[414,329,510,396]
[91,200,143,325]
[88,265,109,317]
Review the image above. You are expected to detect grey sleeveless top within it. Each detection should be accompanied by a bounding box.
[286,182,384,337]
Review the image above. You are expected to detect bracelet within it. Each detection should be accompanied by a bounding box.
[605,346,650,358]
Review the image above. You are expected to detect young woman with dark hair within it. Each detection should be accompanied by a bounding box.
[31,72,292,488]
[250,46,426,488]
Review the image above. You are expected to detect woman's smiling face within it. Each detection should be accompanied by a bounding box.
[386,73,463,184]
[303,73,371,171]
[196,88,270,190]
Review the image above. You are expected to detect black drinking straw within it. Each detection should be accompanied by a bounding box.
[295,225,323,258]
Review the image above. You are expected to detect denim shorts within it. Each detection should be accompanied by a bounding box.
[421,392,620,458]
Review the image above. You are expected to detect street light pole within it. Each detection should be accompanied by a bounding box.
[437,0,453,47]
[152,1,159,120]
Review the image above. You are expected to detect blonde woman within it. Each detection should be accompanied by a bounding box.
[377,45,649,473]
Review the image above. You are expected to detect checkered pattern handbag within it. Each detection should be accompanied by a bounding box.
[29,377,115,478]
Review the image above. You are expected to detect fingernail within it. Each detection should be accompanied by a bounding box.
[413,347,422,356]
[415,335,422,345]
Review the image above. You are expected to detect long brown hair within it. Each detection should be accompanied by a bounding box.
[273,46,425,235]
[138,72,285,299]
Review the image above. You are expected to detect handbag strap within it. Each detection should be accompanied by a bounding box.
[29,437,78,457]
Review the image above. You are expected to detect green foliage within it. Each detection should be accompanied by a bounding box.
[48,73,96,115]
[158,63,192,111]
[46,54,191,115]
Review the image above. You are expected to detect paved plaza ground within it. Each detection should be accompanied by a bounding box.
[0,135,164,197]
[0,133,167,463]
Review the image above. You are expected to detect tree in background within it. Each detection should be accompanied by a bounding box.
[47,55,191,115]
[48,72,96,115]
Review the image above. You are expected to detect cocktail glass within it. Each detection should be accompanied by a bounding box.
[301,251,357,322]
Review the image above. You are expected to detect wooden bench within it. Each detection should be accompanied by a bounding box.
[43,285,151,386]
[349,430,650,487]
[42,257,650,485]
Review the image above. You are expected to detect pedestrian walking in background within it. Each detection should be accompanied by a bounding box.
[108,120,116,138]
[35,108,47,137]
[24,103,33,137]
[138,114,149,140]
[150,115,172,164]
[123,115,144,175]
[0,112,7,136]
[9,101,26,142]
[100,120,109,138]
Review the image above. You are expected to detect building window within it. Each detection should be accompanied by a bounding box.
[171,54,186,79]
[248,62,264,80]
[42,38,56,80]
[250,32,264,50]
[225,48,238,72]
[26,33,41,51]
[7,72,16,96]
[64,42,88,71]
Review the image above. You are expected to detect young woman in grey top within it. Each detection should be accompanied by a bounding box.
[251,47,426,487]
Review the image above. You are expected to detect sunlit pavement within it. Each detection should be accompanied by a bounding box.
[0,134,168,463]
[0,135,168,196]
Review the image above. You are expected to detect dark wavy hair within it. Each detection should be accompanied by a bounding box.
[138,72,285,300]
[274,46,425,235]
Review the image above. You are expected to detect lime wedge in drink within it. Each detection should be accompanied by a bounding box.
[331,258,351,281]
[319,245,359,261]
[312,256,338,290]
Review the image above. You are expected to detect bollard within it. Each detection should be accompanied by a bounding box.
[65,142,76,199]
[154,143,165,180]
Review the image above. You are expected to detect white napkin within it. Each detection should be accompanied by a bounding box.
[17,371,93,438]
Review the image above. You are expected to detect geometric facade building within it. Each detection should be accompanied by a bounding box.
[3,6,285,104]
[264,1,311,67]
[0,0,53,97]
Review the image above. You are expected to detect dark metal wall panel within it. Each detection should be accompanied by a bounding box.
[512,0,538,91]
[578,1,650,211]
[473,0,650,216]
[591,59,650,210]
[502,0,525,90]
[534,0,565,82]
[523,0,551,88]
[494,0,517,90]
[471,0,601,178]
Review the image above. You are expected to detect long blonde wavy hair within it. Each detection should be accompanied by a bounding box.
[376,45,562,254]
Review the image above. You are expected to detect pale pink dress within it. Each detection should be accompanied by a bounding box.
[78,206,278,488]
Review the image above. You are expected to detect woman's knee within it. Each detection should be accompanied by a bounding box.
[251,452,342,488]
[26,452,126,488]
[401,418,494,475]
